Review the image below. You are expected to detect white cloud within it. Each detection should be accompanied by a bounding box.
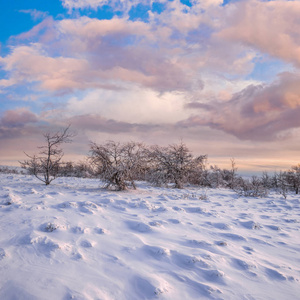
[66,87,190,124]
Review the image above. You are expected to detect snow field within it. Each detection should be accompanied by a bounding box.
[0,174,300,299]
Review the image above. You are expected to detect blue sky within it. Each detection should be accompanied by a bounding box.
[0,1,64,43]
[1,0,300,172]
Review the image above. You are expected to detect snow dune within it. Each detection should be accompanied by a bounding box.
[0,174,299,299]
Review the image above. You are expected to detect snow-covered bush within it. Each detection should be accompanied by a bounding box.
[261,172,273,189]
[274,171,289,199]
[222,158,239,189]
[234,176,268,198]
[285,164,300,194]
[147,142,207,189]
[89,141,148,190]
[208,165,225,188]
[206,161,241,189]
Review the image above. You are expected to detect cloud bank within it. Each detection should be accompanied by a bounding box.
[183,72,300,140]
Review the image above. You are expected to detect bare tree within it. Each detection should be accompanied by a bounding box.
[89,141,147,190]
[20,125,74,185]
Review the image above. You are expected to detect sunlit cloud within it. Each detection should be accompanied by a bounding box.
[2,15,205,93]
[66,88,190,124]
[218,0,300,67]
[182,72,300,140]
[15,17,56,42]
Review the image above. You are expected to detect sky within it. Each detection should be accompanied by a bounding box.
[1,0,300,173]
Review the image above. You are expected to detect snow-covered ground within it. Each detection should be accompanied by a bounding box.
[0,174,299,300]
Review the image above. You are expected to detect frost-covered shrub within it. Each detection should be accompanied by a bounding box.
[221,158,240,189]
[89,141,148,190]
[208,165,224,188]
[234,176,268,198]
[285,164,300,194]
[274,171,289,199]
[261,172,273,189]
[146,142,207,189]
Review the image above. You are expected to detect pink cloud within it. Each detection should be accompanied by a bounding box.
[0,45,90,92]
[180,72,300,141]
[0,108,40,141]
[1,16,204,93]
[15,17,55,42]
[218,0,300,67]
[0,43,195,93]
[1,108,38,127]
[2,3,269,96]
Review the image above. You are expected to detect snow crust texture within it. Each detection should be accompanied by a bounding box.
[0,174,300,299]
